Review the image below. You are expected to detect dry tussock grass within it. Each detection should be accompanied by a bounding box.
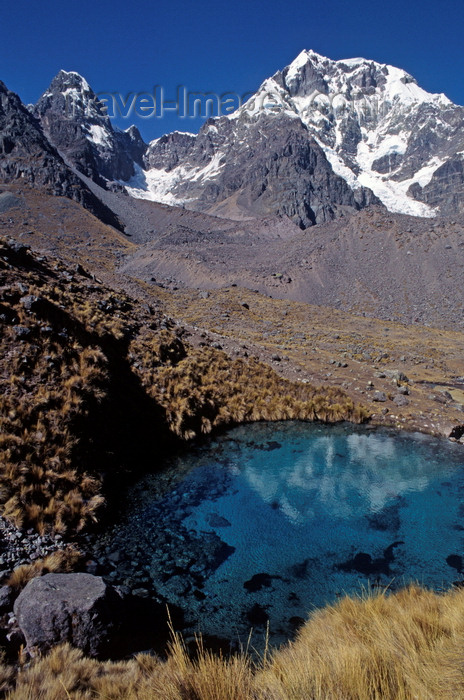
[133,344,370,440]
[4,585,464,699]
[6,547,82,592]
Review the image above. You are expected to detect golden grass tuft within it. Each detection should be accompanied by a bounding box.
[257,584,464,699]
[6,546,82,592]
[136,347,370,441]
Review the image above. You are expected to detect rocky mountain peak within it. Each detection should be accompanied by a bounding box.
[122,50,464,221]
[34,70,141,185]
[48,69,92,94]
[122,125,147,168]
[13,50,464,222]
[226,49,462,217]
[37,70,105,123]
[0,78,122,229]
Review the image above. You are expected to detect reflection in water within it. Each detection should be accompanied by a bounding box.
[100,422,464,649]
[243,431,438,522]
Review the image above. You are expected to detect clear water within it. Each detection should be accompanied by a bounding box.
[104,422,464,648]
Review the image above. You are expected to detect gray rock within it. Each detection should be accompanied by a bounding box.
[393,394,409,407]
[19,295,39,312]
[108,551,121,563]
[372,391,387,402]
[13,325,31,340]
[14,573,123,657]
[0,586,13,612]
[430,393,447,403]
[384,370,409,383]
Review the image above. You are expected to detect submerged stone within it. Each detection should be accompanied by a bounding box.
[446,554,463,573]
[244,573,275,593]
[206,513,231,528]
[246,603,269,626]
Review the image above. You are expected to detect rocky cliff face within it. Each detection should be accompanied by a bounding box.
[409,157,464,215]
[142,114,378,227]
[34,71,146,186]
[0,80,122,229]
[0,80,86,199]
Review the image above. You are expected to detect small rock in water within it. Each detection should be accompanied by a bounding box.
[206,513,231,528]
[244,573,274,593]
[132,588,150,598]
[246,603,269,627]
[446,554,463,573]
[288,616,305,631]
[108,551,121,563]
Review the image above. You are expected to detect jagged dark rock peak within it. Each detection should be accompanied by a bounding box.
[0,79,123,230]
[122,125,146,167]
[0,79,86,197]
[34,70,146,186]
[145,130,196,171]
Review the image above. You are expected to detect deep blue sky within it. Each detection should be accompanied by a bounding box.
[2,0,464,142]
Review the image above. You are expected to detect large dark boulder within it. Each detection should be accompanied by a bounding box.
[14,573,124,657]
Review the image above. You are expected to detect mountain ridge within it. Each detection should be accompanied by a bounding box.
[123,49,464,221]
[0,79,123,230]
[29,51,464,225]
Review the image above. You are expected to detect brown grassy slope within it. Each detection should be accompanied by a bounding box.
[0,237,369,534]
[160,285,464,437]
[2,183,463,439]
[4,584,464,699]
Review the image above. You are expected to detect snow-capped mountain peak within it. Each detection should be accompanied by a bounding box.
[31,52,464,224]
[41,70,93,107]
[222,50,460,217]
